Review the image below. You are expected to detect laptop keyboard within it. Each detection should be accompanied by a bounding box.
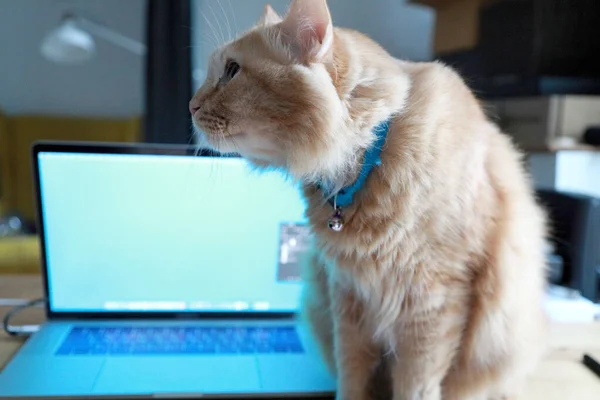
[56,326,304,355]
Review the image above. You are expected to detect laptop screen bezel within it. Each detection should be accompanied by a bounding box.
[32,141,297,321]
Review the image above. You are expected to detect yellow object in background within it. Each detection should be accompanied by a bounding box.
[0,236,40,274]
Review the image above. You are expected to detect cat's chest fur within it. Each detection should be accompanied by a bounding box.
[302,172,473,338]
[307,200,431,320]
[318,228,449,342]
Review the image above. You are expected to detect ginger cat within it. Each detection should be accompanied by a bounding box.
[189,1,549,399]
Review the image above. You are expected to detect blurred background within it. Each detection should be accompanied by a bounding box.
[0,0,599,304]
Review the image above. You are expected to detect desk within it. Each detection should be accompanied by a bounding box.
[1,274,600,399]
[0,274,44,368]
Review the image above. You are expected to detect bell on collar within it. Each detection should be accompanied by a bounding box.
[328,207,344,232]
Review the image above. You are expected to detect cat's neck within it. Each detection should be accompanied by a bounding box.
[311,28,411,190]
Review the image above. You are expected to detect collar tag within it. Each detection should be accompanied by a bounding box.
[328,204,344,232]
[321,119,391,232]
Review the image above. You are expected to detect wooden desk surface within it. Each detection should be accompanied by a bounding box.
[1,274,600,399]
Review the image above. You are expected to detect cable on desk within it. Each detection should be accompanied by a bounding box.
[2,298,46,337]
[0,299,31,307]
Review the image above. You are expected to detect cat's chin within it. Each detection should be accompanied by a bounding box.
[246,158,276,171]
[195,130,286,169]
[193,130,237,154]
[234,149,286,171]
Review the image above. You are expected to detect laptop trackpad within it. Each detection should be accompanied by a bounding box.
[92,356,260,396]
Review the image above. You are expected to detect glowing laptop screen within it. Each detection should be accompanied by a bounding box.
[37,152,309,313]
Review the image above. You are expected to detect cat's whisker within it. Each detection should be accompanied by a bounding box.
[188,124,195,143]
[188,130,199,149]
[206,1,226,45]
[189,36,221,49]
[208,148,218,185]
[199,10,222,49]
[192,1,219,49]
[190,30,219,51]
[225,0,238,38]
[181,123,201,198]
[228,134,242,155]
[222,129,241,155]
[216,0,233,43]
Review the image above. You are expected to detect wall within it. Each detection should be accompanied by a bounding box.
[528,151,600,199]
[191,0,434,88]
[0,0,146,117]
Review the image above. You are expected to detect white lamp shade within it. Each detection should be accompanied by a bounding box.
[41,19,96,64]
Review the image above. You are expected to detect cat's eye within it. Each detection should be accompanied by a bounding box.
[220,60,240,85]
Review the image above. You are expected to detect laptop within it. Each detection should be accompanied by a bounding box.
[0,142,336,399]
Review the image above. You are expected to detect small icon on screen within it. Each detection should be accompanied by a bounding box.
[277,223,312,282]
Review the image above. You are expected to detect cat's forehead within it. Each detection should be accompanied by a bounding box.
[206,27,285,77]
[209,45,232,65]
[227,29,283,64]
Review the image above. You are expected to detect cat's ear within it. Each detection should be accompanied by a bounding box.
[280,0,333,63]
[259,4,282,26]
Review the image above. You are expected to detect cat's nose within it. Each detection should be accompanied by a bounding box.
[189,97,201,116]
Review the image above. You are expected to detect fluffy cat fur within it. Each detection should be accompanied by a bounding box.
[190,1,549,399]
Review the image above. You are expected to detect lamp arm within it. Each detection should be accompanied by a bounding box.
[74,16,146,56]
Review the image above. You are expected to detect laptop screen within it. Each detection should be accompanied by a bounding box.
[37,151,310,314]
